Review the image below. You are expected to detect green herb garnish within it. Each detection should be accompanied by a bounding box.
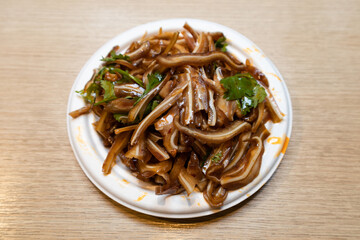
[151,100,159,111]
[211,151,223,163]
[113,113,127,123]
[76,83,100,103]
[101,50,130,62]
[146,72,163,93]
[139,99,160,118]
[215,36,228,52]
[96,67,107,81]
[220,73,266,115]
[134,72,163,105]
[143,102,152,117]
[110,68,144,87]
[94,80,117,105]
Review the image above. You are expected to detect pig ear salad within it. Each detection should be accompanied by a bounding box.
[69,23,283,208]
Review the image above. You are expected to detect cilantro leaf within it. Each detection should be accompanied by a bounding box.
[134,72,163,105]
[240,96,253,115]
[110,68,144,87]
[154,94,163,102]
[101,80,116,100]
[220,73,267,115]
[97,67,143,87]
[151,100,159,111]
[113,113,128,123]
[141,99,160,118]
[144,72,163,99]
[252,85,267,107]
[215,36,228,52]
[220,73,254,101]
[94,80,117,105]
[146,72,163,93]
[132,96,140,105]
[211,151,223,163]
[76,83,100,103]
[101,50,130,62]
[96,67,107,81]
[143,101,152,117]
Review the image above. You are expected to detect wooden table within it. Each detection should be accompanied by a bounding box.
[1,0,359,239]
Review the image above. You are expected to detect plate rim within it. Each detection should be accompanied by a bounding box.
[67,18,293,219]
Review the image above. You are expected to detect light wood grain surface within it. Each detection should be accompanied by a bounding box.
[1,0,359,239]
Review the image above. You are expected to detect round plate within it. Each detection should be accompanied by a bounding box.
[67,18,292,218]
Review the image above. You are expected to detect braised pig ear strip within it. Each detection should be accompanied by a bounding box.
[69,23,283,208]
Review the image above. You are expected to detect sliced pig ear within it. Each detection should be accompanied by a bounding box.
[69,105,91,118]
[183,72,194,125]
[183,22,199,41]
[156,51,246,71]
[192,140,209,160]
[102,131,131,175]
[252,102,265,133]
[128,71,171,122]
[207,89,217,126]
[221,136,263,190]
[174,115,251,144]
[114,84,144,98]
[192,32,209,54]
[154,106,179,157]
[264,95,284,123]
[126,41,150,61]
[147,132,163,142]
[178,168,198,196]
[162,31,179,55]
[187,152,205,181]
[223,131,252,172]
[104,98,136,113]
[193,73,209,113]
[146,137,170,162]
[207,33,215,52]
[203,180,228,208]
[137,160,172,179]
[124,136,151,163]
[130,80,188,146]
[199,67,223,93]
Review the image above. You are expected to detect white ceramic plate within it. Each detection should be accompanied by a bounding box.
[67,18,292,218]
